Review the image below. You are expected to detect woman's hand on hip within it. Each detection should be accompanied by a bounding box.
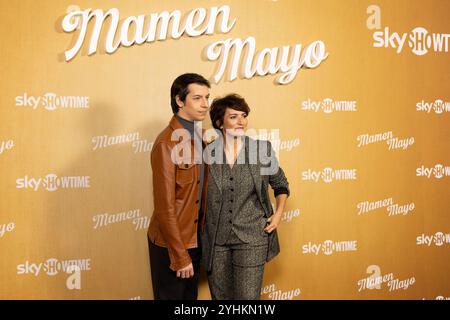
[264,212,282,233]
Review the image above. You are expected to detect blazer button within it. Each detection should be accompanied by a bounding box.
[195,200,199,204]
[194,219,198,224]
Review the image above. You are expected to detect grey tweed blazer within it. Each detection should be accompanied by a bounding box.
[201,136,290,272]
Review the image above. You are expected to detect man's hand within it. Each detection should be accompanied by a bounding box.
[176,263,194,278]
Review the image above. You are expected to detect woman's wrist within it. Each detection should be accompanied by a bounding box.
[273,210,283,217]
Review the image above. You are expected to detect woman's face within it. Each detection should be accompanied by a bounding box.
[221,107,248,137]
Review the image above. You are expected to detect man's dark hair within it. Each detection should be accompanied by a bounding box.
[209,94,251,130]
[170,73,211,114]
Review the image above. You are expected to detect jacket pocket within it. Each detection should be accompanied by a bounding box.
[176,163,195,185]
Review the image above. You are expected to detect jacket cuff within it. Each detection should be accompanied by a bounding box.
[168,249,192,271]
[274,187,290,197]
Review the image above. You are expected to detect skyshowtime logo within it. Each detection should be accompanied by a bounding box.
[416,232,450,247]
[301,168,357,183]
[16,174,91,191]
[302,240,357,256]
[416,164,450,179]
[367,5,449,56]
[373,27,449,56]
[416,99,450,114]
[17,258,91,276]
[301,98,357,113]
[15,93,89,111]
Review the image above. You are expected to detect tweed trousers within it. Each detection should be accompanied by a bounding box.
[207,230,268,300]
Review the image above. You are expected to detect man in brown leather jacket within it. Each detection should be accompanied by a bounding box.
[148,73,210,300]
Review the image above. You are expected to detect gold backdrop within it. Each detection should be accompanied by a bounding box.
[0,0,449,300]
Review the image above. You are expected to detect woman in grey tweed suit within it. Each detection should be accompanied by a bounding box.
[202,94,289,300]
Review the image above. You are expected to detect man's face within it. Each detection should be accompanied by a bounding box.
[177,83,210,121]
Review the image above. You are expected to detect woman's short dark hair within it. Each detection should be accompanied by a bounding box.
[210,94,250,130]
[170,73,210,114]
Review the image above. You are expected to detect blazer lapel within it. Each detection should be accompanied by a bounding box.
[206,139,223,194]
[245,137,264,209]
[209,162,222,194]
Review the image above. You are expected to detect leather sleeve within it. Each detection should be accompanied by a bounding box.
[151,142,192,271]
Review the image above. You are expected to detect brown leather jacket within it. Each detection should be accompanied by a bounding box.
[148,116,208,271]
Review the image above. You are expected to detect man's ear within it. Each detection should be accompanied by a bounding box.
[175,95,184,109]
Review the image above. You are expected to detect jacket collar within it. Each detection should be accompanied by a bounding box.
[169,115,207,145]
[169,115,185,131]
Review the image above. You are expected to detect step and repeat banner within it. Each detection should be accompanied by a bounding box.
[0,0,449,300]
